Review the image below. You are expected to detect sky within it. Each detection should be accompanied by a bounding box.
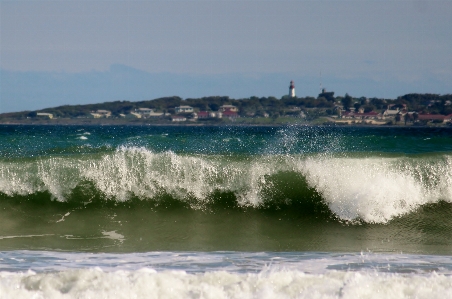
[1,0,451,113]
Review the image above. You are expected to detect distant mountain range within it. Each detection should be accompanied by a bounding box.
[2,64,450,114]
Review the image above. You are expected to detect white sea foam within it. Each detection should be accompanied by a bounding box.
[101,230,125,243]
[1,250,451,299]
[0,267,451,299]
[0,234,54,240]
[56,212,70,223]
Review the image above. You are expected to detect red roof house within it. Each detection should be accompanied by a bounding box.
[222,111,239,118]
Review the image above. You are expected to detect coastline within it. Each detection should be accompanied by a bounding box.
[0,118,449,129]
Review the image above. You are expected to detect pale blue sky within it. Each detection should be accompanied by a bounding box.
[1,0,451,112]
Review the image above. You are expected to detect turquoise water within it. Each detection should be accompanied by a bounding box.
[1,125,452,298]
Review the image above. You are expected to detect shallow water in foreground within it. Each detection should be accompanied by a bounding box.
[1,251,452,298]
[0,125,451,297]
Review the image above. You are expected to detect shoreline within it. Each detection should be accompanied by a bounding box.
[0,119,449,129]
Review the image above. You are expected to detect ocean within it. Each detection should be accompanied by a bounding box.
[0,124,451,298]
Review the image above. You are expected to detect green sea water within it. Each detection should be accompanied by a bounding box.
[1,125,451,254]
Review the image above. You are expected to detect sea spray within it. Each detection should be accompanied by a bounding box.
[1,146,451,224]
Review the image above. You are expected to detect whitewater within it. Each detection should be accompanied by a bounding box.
[2,147,452,223]
[0,124,452,298]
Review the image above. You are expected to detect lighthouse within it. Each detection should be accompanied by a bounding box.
[289,80,295,98]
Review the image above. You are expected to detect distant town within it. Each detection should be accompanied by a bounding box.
[1,81,452,126]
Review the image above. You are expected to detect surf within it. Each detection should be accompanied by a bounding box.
[1,251,452,298]
[1,146,451,224]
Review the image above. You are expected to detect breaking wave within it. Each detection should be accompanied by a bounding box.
[1,147,451,224]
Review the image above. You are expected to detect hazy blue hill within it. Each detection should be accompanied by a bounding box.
[1,65,450,114]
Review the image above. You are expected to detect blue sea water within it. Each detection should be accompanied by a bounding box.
[0,124,452,298]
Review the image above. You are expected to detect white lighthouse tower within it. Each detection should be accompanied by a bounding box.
[289,80,296,98]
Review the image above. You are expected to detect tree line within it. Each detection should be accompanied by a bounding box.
[1,93,452,120]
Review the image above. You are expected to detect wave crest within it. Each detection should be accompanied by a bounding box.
[1,147,451,224]
[299,155,452,223]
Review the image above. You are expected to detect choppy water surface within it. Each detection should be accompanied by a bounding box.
[1,125,451,298]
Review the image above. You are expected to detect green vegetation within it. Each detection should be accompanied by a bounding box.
[1,93,452,126]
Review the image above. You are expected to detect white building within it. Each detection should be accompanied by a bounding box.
[175,106,193,113]
[135,108,153,116]
[36,113,53,119]
[149,112,165,117]
[89,113,102,118]
[383,104,403,118]
[94,110,111,118]
[171,115,187,122]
